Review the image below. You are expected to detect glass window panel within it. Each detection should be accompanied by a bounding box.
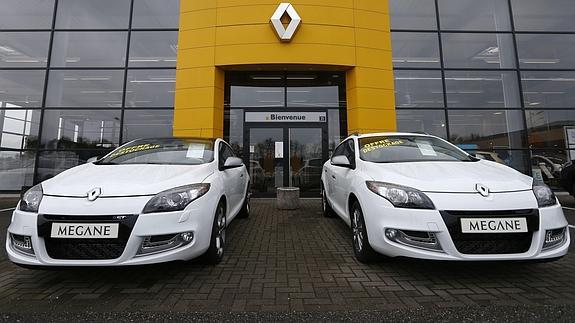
[445,71,520,108]
[511,0,575,32]
[40,110,121,149]
[0,0,55,29]
[0,32,50,68]
[473,150,529,174]
[56,0,131,29]
[225,109,244,157]
[517,34,575,69]
[132,0,180,29]
[1,109,40,149]
[525,110,575,150]
[287,86,339,108]
[389,0,437,30]
[442,33,515,69]
[37,150,108,181]
[522,71,575,109]
[0,70,45,108]
[46,70,124,108]
[529,149,568,187]
[51,32,127,67]
[328,109,342,155]
[394,70,444,108]
[0,150,36,191]
[438,0,511,31]
[392,32,440,68]
[122,109,174,142]
[396,109,447,139]
[230,86,285,108]
[448,110,525,149]
[129,31,178,67]
[125,69,175,108]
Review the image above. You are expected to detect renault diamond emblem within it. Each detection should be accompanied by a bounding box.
[475,183,490,197]
[87,187,102,201]
[270,3,302,42]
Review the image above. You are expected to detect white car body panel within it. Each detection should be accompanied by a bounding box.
[6,138,250,266]
[322,132,570,261]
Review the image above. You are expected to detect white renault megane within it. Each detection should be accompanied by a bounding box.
[6,137,250,267]
[321,133,570,263]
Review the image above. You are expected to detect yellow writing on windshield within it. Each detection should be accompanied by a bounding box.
[361,139,404,154]
[108,143,161,158]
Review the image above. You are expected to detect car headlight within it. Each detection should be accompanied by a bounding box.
[533,183,557,207]
[143,184,210,214]
[366,181,435,209]
[19,184,43,213]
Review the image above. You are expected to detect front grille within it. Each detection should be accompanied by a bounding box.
[44,238,126,260]
[37,214,138,260]
[441,209,539,255]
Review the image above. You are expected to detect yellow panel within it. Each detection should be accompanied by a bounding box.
[218,0,354,8]
[176,67,224,90]
[347,68,395,90]
[181,0,216,12]
[355,47,393,69]
[347,108,397,134]
[354,10,390,31]
[354,0,390,14]
[217,5,354,27]
[176,47,215,69]
[347,88,396,109]
[178,28,215,50]
[179,9,216,31]
[355,28,391,50]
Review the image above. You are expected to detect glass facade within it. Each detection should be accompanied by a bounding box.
[390,0,575,188]
[0,0,178,190]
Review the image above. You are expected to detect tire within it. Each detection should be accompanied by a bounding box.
[237,188,250,219]
[350,201,379,263]
[321,184,335,218]
[203,201,227,265]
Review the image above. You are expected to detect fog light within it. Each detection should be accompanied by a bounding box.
[543,227,567,250]
[136,231,194,257]
[385,228,444,253]
[10,234,35,256]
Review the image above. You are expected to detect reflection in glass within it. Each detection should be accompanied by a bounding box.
[525,110,575,150]
[522,71,575,108]
[249,128,283,195]
[442,33,515,69]
[0,150,36,190]
[132,0,180,29]
[0,32,50,68]
[448,110,525,149]
[392,32,440,68]
[129,31,178,67]
[226,109,244,157]
[394,70,444,108]
[0,0,55,29]
[122,109,174,142]
[389,0,437,30]
[511,0,575,32]
[1,109,40,149]
[530,150,567,187]
[396,110,447,139]
[37,150,109,181]
[290,128,322,196]
[51,32,127,67]
[46,70,124,107]
[445,71,520,108]
[517,34,575,69]
[0,70,45,108]
[438,0,511,31]
[125,70,175,107]
[41,110,121,149]
[328,109,342,155]
[56,0,131,29]
[475,150,529,175]
[230,86,285,108]
[287,86,339,107]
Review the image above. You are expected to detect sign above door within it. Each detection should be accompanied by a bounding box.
[245,112,326,123]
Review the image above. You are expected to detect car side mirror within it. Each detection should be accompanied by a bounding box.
[222,157,243,170]
[331,155,353,168]
[87,156,101,163]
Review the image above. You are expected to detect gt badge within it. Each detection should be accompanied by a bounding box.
[87,187,102,201]
[475,183,490,197]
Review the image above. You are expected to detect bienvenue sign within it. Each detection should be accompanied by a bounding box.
[245,112,327,123]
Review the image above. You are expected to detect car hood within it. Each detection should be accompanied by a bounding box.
[363,160,533,193]
[42,163,214,197]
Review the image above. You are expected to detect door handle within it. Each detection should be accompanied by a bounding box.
[331,175,336,179]
[240,173,244,177]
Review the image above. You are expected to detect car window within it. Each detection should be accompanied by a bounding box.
[219,142,235,168]
[359,136,474,163]
[97,138,215,165]
[332,139,355,165]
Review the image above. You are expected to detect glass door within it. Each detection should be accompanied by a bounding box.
[289,128,323,196]
[247,128,284,196]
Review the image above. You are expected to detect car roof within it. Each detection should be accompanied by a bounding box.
[343,132,440,141]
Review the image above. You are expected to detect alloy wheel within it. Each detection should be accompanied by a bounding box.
[352,209,364,252]
[215,206,226,257]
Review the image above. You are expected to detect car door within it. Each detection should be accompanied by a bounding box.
[330,139,356,220]
[218,142,245,217]
[324,142,346,208]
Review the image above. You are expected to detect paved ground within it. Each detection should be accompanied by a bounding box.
[0,198,574,321]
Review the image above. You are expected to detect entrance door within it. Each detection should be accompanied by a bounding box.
[245,125,327,197]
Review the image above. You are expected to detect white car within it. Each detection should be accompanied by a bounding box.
[321,133,570,263]
[6,137,250,267]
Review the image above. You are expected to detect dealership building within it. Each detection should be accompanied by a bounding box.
[1,0,574,196]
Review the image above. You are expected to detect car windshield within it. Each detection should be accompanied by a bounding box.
[359,136,474,163]
[97,138,215,165]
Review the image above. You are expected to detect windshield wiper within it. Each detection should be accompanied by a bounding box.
[95,161,118,165]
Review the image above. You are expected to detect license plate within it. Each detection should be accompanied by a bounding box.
[460,218,528,233]
[50,223,119,239]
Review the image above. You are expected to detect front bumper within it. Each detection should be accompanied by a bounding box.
[360,189,570,261]
[6,192,219,266]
